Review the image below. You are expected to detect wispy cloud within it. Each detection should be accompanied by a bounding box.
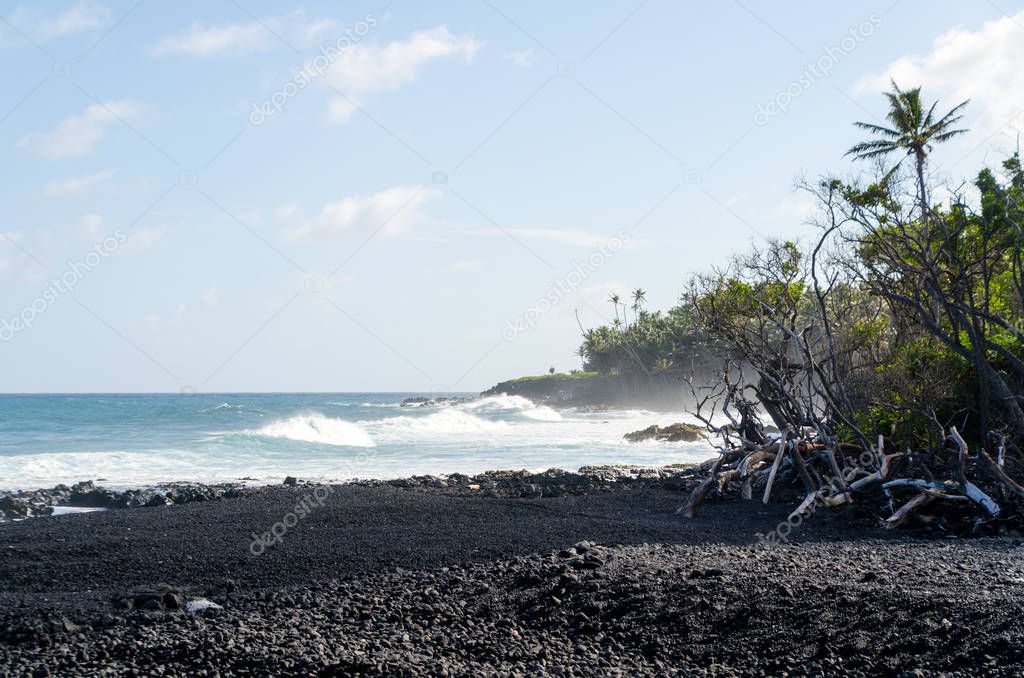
[42,169,116,196]
[37,2,109,41]
[201,285,219,306]
[444,259,484,273]
[505,48,535,67]
[288,185,440,239]
[144,303,186,332]
[19,101,141,158]
[80,213,104,236]
[324,26,481,123]
[1,2,109,46]
[152,10,343,56]
[118,224,172,256]
[505,227,617,247]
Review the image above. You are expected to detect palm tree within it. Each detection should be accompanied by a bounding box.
[631,288,646,313]
[845,80,968,221]
[608,292,621,324]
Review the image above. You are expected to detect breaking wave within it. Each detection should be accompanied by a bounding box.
[251,413,375,447]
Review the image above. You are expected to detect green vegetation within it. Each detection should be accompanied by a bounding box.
[576,82,1024,454]
[577,292,722,376]
[508,371,599,384]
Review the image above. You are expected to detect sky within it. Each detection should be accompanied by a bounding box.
[1,0,1023,393]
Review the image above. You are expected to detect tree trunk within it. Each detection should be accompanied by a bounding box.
[915,148,929,225]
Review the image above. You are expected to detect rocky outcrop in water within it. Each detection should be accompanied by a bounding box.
[483,371,698,410]
[400,396,472,408]
[624,423,704,443]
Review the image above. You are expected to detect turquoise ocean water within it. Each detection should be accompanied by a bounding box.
[0,393,714,490]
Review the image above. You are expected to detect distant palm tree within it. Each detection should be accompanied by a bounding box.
[609,292,621,324]
[631,288,646,312]
[845,81,968,221]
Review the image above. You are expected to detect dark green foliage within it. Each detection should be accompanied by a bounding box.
[577,297,721,376]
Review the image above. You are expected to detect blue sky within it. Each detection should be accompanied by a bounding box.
[1,0,1022,392]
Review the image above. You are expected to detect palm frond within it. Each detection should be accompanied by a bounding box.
[847,144,901,160]
[923,101,939,128]
[881,158,905,182]
[845,139,898,157]
[904,87,924,126]
[852,121,902,138]
[929,100,970,131]
[884,93,912,133]
[930,128,969,143]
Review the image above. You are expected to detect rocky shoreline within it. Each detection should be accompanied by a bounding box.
[1,478,1022,675]
[0,466,700,522]
[0,480,265,521]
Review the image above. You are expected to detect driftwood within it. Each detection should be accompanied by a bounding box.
[679,455,724,518]
[980,448,1024,499]
[950,427,1001,518]
[884,493,935,529]
[762,435,788,504]
[678,420,1021,533]
[675,355,1020,533]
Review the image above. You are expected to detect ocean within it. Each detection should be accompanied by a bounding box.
[0,393,716,491]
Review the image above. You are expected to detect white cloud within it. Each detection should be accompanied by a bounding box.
[289,186,439,239]
[324,26,480,123]
[201,285,219,306]
[1,3,109,46]
[276,204,300,220]
[295,17,342,46]
[153,21,269,56]
[80,213,103,237]
[724,191,751,208]
[444,259,484,273]
[505,48,534,67]
[854,12,1024,144]
[773,192,817,221]
[326,98,359,124]
[506,227,615,247]
[43,168,116,197]
[19,100,140,158]
[152,11,344,57]
[118,224,171,256]
[144,303,186,332]
[36,2,109,41]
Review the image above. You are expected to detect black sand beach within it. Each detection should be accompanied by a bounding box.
[2,480,1023,676]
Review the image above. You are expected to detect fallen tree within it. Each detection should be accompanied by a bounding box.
[678,409,1024,534]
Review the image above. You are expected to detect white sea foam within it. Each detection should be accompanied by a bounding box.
[462,394,536,412]
[517,405,562,421]
[252,413,375,447]
[461,394,562,421]
[367,408,511,439]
